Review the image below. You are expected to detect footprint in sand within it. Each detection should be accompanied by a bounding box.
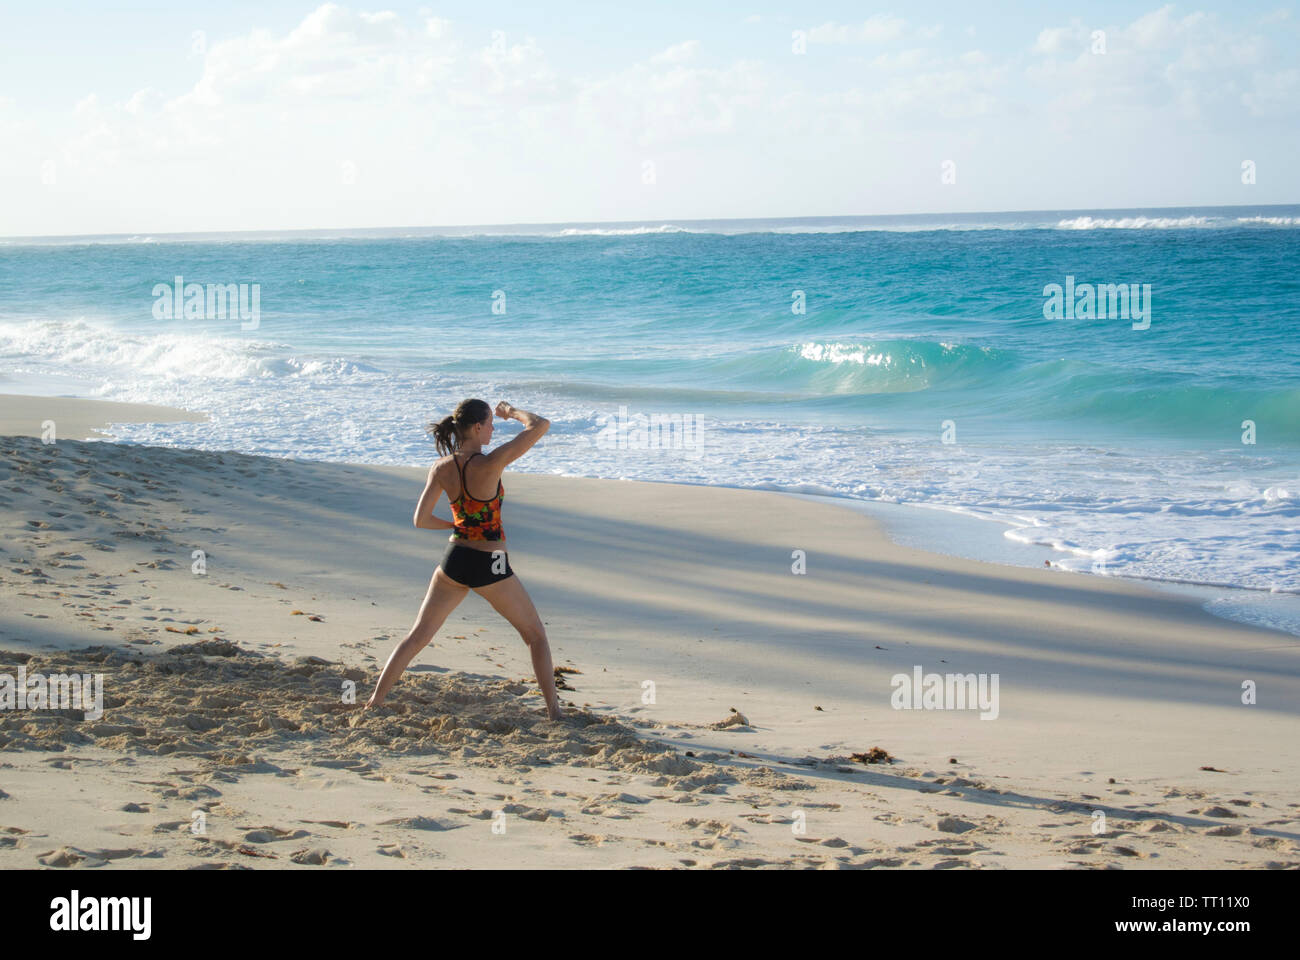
[37,848,94,868]
[376,816,462,832]
[242,826,311,843]
[1251,837,1296,850]
[794,836,850,849]
[501,803,561,822]
[852,856,907,869]
[153,820,196,834]
[739,812,792,825]
[0,827,30,848]
[1109,844,1150,858]
[934,815,978,834]
[1066,840,1104,854]
[461,804,555,822]
[674,818,748,851]
[33,845,160,868]
[289,847,332,865]
[1192,805,1239,818]
[91,846,164,861]
[1139,820,1181,833]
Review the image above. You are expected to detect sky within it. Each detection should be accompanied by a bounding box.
[0,1,1297,236]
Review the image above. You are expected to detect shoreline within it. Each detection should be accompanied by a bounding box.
[0,392,206,442]
[1,391,1293,641]
[1,422,1297,867]
[793,494,1300,640]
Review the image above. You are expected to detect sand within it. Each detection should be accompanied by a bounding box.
[0,396,1297,869]
[0,393,206,442]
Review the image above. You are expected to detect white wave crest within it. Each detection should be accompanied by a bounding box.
[799,342,893,366]
[549,224,697,237]
[1057,215,1214,230]
[0,318,379,381]
[1236,215,1300,226]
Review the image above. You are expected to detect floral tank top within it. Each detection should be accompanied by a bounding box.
[449,452,504,541]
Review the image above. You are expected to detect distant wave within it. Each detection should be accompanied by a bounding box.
[544,222,1049,236]
[0,317,381,381]
[1057,214,1300,230]
[1236,215,1300,226]
[1057,215,1214,229]
[548,224,699,237]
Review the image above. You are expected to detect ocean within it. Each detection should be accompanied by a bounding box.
[2,205,1298,632]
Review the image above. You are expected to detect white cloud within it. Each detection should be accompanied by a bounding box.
[1033,27,1072,55]
[124,88,162,115]
[1242,67,1300,117]
[1126,4,1191,49]
[808,15,906,45]
[867,49,930,72]
[1027,5,1295,125]
[575,55,767,146]
[651,40,699,64]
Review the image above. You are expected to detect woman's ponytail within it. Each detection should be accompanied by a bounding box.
[427,398,492,456]
[429,415,459,456]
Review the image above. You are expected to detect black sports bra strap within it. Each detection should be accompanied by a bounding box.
[457,452,497,503]
[454,450,470,494]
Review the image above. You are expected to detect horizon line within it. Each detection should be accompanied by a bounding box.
[4,200,1298,243]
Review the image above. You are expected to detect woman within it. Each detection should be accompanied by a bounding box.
[364,398,563,721]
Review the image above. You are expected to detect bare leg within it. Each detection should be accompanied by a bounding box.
[474,575,563,720]
[365,567,468,710]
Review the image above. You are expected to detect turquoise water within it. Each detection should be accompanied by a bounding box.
[1,206,1298,613]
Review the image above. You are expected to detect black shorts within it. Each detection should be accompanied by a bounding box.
[439,542,513,588]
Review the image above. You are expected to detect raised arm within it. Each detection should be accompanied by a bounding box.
[412,465,454,530]
[484,401,550,468]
